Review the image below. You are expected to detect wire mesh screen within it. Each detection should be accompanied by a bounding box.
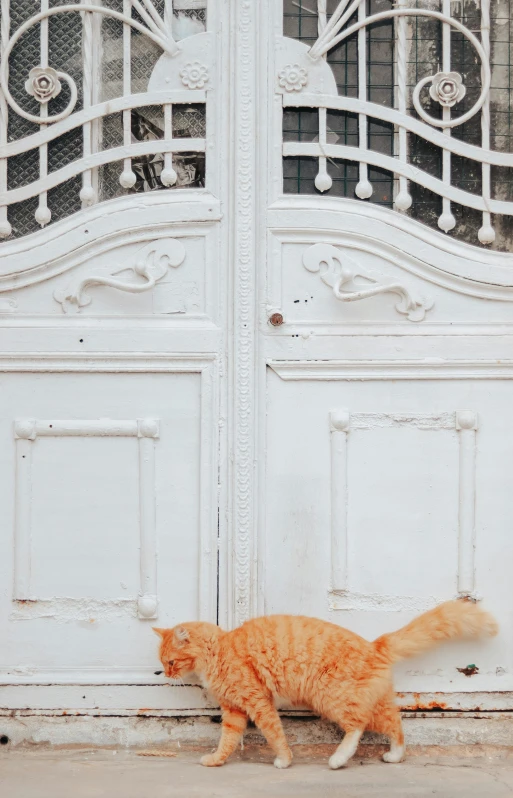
[282,0,513,250]
[283,0,395,207]
[100,0,207,202]
[3,0,84,238]
[0,0,207,239]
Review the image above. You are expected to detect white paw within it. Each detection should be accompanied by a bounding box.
[328,753,348,770]
[383,746,405,764]
[274,756,292,769]
[200,754,223,767]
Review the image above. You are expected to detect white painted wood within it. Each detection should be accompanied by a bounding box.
[456,411,478,596]
[0,685,214,711]
[263,368,512,697]
[13,435,33,601]
[0,0,512,726]
[229,0,258,627]
[13,416,160,617]
[329,411,349,591]
[138,429,159,619]
[260,0,513,709]
[268,206,513,297]
[0,355,219,710]
[0,0,224,716]
[327,408,480,606]
[270,360,513,381]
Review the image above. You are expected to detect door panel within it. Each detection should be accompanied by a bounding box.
[264,366,513,704]
[0,367,217,709]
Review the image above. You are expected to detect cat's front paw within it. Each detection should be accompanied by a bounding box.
[329,753,349,770]
[273,755,292,769]
[200,753,224,767]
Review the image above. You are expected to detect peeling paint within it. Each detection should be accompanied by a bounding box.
[10,598,138,622]
[457,665,480,678]
[350,412,456,430]
[329,591,444,612]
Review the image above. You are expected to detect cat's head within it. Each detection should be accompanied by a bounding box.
[153,622,218,678]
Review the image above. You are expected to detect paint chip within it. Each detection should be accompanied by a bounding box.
[457,664,479,677]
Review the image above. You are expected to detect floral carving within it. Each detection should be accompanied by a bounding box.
[25,66,62,104]
[278,63,308,93]
[429,72,466,108]
[179,61,209,89]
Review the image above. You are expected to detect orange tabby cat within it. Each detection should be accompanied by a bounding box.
[153,600,497,770]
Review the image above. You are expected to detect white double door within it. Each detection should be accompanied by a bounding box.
[1,8,512,716]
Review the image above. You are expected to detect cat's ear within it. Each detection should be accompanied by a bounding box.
[152,627,166,639]
[174,626,190,643]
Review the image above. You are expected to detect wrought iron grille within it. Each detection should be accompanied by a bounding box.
[0,0,208,239]
[282,0,513,250]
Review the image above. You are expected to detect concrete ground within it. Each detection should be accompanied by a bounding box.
[2,748,513,797]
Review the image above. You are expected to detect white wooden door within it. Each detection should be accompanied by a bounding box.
[256,0,513,712]
[0,0,223,713]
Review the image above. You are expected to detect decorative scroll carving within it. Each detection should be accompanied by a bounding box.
[308,5,488,129]
[303,243,434,322]
[53,239,186,313]
[0,3,178,125]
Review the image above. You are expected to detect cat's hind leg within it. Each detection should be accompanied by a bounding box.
[321,678,382,770]
[200,705,248,767]
[368,695,405,764]
[328,728,364,770]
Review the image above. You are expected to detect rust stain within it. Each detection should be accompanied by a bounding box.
[397,693,448,711]
[457,664,479,677]
[401,700,448,711]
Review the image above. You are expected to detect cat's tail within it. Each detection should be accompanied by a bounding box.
[374,600,498,664]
